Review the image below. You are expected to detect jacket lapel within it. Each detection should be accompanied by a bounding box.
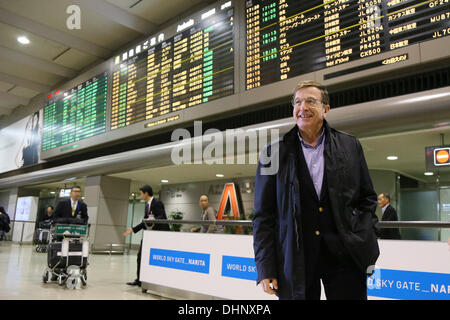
[323,119,338,193]
[323,120,346,230]
[284,127,302,188]
[283,129,302,251]
[297,145,320,202]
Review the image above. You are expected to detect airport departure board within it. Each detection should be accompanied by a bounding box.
[111,8,235,130]
[42,72,108,151]
[245,0,450,89]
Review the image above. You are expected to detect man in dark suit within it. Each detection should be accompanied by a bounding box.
[42,206,54,221]
[123,185,170,287]
[54,186,88,224]
[377,193,401,240]
[253,80,379,300]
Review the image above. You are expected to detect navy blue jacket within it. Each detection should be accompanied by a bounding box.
[253,120,380,299]
[132,198,170,233]
[380,205,401,240]
[54,199,88,225]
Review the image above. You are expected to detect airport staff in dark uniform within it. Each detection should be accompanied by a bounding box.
[377,193,401,240]
[42,206,54,221]
[253,80,380,300]
[123,185,170,287]
[38,205,54,229]
[54,186,88,224]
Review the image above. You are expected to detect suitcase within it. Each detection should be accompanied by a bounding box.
[47,241,86,269]
[39,220,52,229]
[34,228,50,244]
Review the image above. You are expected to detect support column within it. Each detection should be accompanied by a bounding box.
[7,187,19,220]
[84,176,131,250]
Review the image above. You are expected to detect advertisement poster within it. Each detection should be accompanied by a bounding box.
[15,197,33,221]
[0,109,43,174]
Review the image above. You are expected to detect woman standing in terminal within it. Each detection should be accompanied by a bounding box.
[191,194,222,233]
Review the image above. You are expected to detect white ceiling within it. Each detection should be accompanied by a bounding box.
[112,163,258,194]
[0,0,209,117]
[361,127,450,182]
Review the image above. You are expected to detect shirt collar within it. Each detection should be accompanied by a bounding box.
[298,128,325,149]
[147,197,153,207]
[382,203,389,214]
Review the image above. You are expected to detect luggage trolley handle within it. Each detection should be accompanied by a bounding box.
[53,223,89,238]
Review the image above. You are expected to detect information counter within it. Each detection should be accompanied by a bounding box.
[140,230,450,300]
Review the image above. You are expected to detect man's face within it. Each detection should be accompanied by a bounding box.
[199,196,209,210]
[292,86,330,132]
[139,191,147,201]
[47,207,53,215]
[71,188,81,201]
[377,194,389,208]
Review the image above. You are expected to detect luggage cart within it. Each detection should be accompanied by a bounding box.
[42,224,89,289]
[34,220,52,253]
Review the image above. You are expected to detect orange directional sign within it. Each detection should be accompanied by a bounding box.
[217,183,241,220]
[217,183,244,233]
[434,147,450,166]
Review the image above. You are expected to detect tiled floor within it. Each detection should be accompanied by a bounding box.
[0,242,165,300]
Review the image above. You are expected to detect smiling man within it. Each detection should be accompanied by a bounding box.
[253,80,380,300]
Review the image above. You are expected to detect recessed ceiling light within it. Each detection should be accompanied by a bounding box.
[424,172,434,176]
[387,156,398,160]
[161,179,169,183]
[50,192,55,194]
[17,36,30,45]
[216,174,224,178]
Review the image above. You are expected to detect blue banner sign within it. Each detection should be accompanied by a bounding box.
[149,248,210,274]
[367,268,450,300]
[221,255,257,281]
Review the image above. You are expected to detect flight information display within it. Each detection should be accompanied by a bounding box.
[42,72,108,151]
[245,0,450,89]
[111,7,235,130]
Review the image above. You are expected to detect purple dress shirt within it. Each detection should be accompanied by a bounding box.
[298,129,325,198]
